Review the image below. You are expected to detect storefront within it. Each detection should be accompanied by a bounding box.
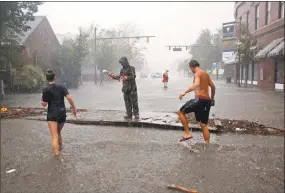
[268,41,284,91]
[255,37,284,90]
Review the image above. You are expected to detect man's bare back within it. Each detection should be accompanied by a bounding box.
[193,70,214,100]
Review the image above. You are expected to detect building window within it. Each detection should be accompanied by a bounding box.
[239,16,242,35]
[253,62,258,80]
[276,59,284,83]
[255,5,259,30]
[246,12,249,31]
[265,2,270,25]
[279,1,284,19]
[32,52,38,66]
[248,61,253,81]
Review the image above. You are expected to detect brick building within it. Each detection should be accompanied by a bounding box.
[17,16,61,69]
[0,16,61,98]
[234,1,284,90]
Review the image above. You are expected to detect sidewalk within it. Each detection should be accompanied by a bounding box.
[24,109,283,135]
[24,110,217,132]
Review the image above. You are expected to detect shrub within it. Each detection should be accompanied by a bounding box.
[13,65,45,92]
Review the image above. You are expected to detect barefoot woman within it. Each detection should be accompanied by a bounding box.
[41,69,77,156]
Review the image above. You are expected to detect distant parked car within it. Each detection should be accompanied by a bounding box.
[140,73,148,78]
[151,72,163,79]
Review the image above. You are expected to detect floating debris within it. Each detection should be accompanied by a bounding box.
[6,169,16,174]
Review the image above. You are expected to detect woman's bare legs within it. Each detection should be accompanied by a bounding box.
[58,123,65,150]
[48,121,60,156]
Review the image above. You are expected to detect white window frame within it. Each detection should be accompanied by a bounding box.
[265,2,270,25]
[280,1,284,19]
[255,5,259,30]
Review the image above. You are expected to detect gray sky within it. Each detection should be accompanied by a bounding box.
[37,2,234,72]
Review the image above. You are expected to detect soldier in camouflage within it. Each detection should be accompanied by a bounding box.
[105,56,139,119]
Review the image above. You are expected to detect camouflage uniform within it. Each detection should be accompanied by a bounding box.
[110,57,139,118]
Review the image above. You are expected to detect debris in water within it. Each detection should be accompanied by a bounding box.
[1,107,8,112]
[166,184,199,193]
[6,169,16,173]
[214,119,222,127]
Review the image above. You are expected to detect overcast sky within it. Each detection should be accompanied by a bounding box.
[36,2,234,72]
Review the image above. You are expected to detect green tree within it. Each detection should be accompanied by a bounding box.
[52,28,89,88]
[0,2,43,64]
[12,64,45,92]
[236,23,256,87]
[189,28,223,71]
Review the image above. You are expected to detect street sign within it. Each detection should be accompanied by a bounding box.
[223,41,229,45]
[222,22,235,41]
[173,48,182,51]
[222,51,237,64]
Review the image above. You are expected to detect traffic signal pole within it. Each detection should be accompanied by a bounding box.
[93,25,155,84]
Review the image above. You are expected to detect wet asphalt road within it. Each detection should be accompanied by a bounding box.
[1,119,284,193]
[2,76,284,129]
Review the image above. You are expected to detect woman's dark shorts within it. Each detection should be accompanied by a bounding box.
[47,107,66,124]
[180,98,211,124]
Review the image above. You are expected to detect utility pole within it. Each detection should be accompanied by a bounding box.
[216,62,219,80]
[94,26,98,84]
[236,41,241,87]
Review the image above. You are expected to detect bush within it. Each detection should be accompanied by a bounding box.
[13,65,45,92]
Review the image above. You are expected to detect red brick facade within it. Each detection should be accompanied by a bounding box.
[234,2,284,90]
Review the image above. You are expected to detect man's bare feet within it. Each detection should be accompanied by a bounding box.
[179,135,193,142]
[54,152,60,156]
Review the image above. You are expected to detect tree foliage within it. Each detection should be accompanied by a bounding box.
[12,64,45,92]
[0,1,43,72]
[0,2,42,44]
[52,28,89,88]
[188,28,223,70]
[236,23,256,86]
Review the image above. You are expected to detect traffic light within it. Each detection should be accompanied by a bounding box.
[146,37,149,43]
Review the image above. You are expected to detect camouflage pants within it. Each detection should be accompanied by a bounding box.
[123,91,139,116]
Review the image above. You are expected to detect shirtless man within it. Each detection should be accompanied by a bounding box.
[177,59,216,143]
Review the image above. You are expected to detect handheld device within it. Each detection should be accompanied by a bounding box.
[211,99,215,106]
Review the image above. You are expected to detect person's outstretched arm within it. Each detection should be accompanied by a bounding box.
[106,70,121,80]
[62,86,77,116]
[178,72,200,100]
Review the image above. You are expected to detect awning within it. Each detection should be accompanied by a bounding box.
[255,37,284,59]
[268,41,284,57]
[224,59,238,65]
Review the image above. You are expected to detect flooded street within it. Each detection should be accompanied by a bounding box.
[1,2,284,193]
[1,119,284,193]
[2,77,284,130]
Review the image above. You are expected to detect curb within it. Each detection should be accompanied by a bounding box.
[24,116,221,133]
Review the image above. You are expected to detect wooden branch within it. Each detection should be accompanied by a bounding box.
[166,184,199,193]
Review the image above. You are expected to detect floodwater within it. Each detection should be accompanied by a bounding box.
[1,119,284,193]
